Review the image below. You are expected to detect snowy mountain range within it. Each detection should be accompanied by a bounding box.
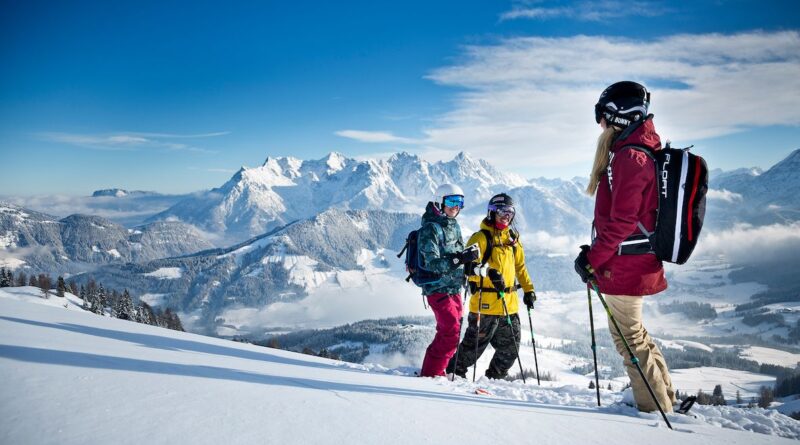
[147,151,556,245]
[2,149,799,341]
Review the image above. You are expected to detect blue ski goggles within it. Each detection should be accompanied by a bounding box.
[443,195,465,209]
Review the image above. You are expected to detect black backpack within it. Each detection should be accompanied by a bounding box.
[396,222,446,287]
[609,143,708,264]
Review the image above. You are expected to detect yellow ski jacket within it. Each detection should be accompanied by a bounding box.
[466,219,535,316]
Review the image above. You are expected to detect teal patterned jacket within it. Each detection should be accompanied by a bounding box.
[417,201,465,295]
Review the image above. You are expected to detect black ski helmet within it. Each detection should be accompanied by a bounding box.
[487,193,515,223]
[594,81,650,128]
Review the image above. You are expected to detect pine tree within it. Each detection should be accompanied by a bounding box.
[68,280,79,297]
[56,276,66,298]
[588,380,596,389]
[736,390,743,405]
[115,289,135,320]
[29,274,38,287]
[136,302,156,325]
[758,386,775,408]
[80,286,89,310]
[0,268,9,287]
[95,284,107,315]
[161,308,185,332]
[15,271,27,287]
[109,290,120,317]
[712,384,727,406]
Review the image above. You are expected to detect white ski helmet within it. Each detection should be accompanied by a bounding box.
[436,183,464,199]
[435,183,465,210]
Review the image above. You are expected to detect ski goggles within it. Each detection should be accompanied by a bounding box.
[443,195,464,209]
[489,204,515,218]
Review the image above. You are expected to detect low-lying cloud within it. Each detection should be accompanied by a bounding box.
[695,222,800,264]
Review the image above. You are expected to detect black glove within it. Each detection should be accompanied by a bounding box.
[523,291,537,309]
[487,268,506,293]
[574,245,596,284]
[451,245,480,266]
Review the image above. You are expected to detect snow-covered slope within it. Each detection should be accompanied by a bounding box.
[1,290,798,444]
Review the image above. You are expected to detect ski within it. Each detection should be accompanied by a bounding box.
[676,395,697,415]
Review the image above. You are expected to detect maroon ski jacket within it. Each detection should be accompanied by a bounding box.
[587,117,668,296]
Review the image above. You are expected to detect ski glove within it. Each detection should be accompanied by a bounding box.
[451,245,480,266]
[574,245,595,284]
[487,268,506,293]
[472,263,489,277]
[523,291,536,309]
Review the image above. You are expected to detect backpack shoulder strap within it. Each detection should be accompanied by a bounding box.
[607,145,657,191]
[479,229,494,266]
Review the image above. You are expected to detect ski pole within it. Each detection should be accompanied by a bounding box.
[498,290,526,384]
[450,291,468,382]
[587,285,600,406]
[589,281,673,430]
[472,276,484,383]
[526,307,541,385]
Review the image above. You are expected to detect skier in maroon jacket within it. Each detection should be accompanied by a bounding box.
[574,81,677,413]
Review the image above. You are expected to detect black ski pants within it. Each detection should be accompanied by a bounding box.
[447,312,521,379]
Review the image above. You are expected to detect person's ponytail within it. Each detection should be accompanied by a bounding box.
[586,126,620,196]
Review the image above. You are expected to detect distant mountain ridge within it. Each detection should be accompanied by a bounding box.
[82,208,419,335]
[91,188,161,198]
[709,148,800,226]
[0,203,214,273]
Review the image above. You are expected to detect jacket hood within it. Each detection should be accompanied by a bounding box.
[422,201,456,227]
[613,115,661,153]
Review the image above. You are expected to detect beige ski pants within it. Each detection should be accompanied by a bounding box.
[604,294,676,413]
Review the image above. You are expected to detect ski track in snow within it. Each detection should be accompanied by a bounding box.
[339,364,800,440]
[2,288,799,444]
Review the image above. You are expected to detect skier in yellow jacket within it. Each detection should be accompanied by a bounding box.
[447,193,536,380]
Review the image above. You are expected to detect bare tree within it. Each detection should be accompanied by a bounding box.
[37,274,52,299]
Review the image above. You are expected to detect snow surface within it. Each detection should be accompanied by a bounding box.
[669,367,776,402]
[1,290,799,444]
[143,267,183,279]
[660,339,714,353]
[741,347,800,369]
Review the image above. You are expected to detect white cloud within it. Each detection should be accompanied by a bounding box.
[38,131,227,153]
[500,1,667,22]
[415,31,800,173]
[335,130,419,144]
[706,189,743,203]
[695,222,800,264]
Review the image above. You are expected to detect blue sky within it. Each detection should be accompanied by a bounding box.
[1,0,799,195]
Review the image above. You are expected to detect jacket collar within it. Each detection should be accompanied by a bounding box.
[612,115,662,153]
